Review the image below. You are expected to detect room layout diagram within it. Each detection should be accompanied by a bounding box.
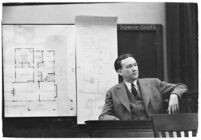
[4,48,58,116]
[3,25,77,117]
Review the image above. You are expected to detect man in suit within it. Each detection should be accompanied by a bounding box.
[99,53,188,120]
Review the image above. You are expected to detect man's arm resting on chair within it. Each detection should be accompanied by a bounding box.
[156,79,188,114]
[168,84,188,114]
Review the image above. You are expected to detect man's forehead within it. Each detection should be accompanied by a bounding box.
[121,57,136,65]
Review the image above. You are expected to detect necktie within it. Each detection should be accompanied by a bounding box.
[131,83,138,97]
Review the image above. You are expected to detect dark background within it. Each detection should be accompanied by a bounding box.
[118,24,163,81]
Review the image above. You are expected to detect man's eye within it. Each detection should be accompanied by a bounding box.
[127,65,133,68]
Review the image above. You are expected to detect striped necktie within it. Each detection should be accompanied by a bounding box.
[131,83,138,97]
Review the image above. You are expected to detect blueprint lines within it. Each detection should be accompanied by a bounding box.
[3,25,76,117]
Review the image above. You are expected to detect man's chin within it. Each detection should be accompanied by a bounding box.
[131,76,138,81]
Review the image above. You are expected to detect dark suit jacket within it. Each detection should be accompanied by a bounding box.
[99,78,188,120]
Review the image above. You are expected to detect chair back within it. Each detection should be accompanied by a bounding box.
[152,113,198,137]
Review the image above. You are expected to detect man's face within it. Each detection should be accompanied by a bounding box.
[118,57,139,82]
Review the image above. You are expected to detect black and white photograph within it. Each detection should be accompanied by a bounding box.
[1,1,198,138]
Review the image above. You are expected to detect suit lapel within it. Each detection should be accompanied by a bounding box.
[116,82,131,112]
[138,79,151,110]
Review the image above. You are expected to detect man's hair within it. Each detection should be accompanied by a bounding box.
[114,53,134,71]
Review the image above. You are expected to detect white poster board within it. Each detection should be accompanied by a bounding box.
[3,25,76,117]
[76,16,118,124]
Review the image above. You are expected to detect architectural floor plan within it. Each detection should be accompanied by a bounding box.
[3,25,76,117]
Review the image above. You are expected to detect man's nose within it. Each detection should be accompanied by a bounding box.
[132,65,137,71]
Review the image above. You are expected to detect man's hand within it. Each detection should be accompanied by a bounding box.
[167,94,179,114]
[100,114,120,120]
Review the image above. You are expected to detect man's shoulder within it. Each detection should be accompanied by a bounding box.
[108,82,125,92]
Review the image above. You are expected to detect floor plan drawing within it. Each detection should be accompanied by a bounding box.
[4,48,58,116]
[13,48,57,100]
[3,25,76,117]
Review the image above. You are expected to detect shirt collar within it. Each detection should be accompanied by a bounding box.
[124,80,138,91]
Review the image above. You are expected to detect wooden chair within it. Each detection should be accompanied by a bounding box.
[152,113,198,137]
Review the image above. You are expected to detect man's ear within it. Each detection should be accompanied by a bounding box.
[117,69,122,76]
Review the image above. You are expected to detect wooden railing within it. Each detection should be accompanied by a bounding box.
[85,113,198,138]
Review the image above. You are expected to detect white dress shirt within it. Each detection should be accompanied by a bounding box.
[124,80,139,94]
